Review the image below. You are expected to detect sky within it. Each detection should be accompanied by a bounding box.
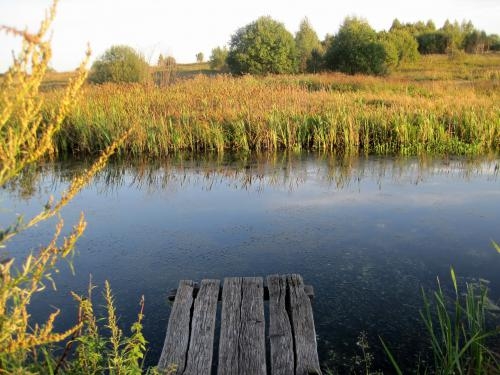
[1,0,499,72]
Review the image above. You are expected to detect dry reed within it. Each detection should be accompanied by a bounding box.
[43,67,499,157]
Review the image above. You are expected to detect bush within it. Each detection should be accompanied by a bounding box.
[88,45,150,84]
[209,46,229,71]
[227,16,297,75]
[325,17,392,75]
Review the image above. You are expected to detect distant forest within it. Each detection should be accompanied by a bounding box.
[391,18,498,53]
[205,17,500,76]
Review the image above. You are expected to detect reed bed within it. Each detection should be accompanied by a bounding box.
[45,70,500,157]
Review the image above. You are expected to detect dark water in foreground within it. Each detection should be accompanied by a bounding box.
[2,153,500,373]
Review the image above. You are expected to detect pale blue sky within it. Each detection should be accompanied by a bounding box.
[1,0,499,72]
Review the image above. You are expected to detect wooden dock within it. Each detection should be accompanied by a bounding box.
[158,274,321,375]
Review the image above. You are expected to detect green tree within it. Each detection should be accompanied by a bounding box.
[325,17,392,75]
[196,52,204,63]
[295,18,322,73]
[393,20,436,38]
[379,34,400,69]
[88,45,150,84]
[413,21,429,35]
[307,48,325,73]
[488,34,500,51]
[389,18,403,31]
[463,29,488,53]
[426,20,437,32]
[227,16,297,75]
[440,20,463,51]
[461,20,475,36]
[417,32,451,54]
[209,46,229,71]
[383,29,420,65]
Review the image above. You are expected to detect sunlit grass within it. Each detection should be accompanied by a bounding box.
[35,54,500,158]
[42,63,500,157]
[393,53,500,81]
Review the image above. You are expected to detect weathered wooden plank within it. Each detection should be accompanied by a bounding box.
[218,277,242,375]
[168,284,314,302]
[287,274,321,375]
[158,280,195,373]
[217,277,266,375]
[267,275,294,375]
[240,277,266,375]
[183,279,220,375]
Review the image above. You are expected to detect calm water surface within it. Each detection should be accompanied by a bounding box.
[2,153,500,372]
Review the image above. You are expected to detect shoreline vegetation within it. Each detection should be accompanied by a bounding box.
[41,54,499,158]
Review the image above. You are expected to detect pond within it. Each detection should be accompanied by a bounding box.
[2,153,500,372]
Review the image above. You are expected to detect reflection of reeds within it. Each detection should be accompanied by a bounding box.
[6,153,499,199]
[42,69,500,157]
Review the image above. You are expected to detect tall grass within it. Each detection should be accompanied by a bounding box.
[43,67,499,157]
[421,269,500,374]
[382,268,500,374]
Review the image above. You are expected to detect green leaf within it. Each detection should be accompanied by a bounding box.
[492,241,500,254]
[380,337,404,375]
[450,267,458,296]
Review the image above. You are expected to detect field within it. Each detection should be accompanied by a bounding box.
[41,54,500,157]
[39,62,217,90]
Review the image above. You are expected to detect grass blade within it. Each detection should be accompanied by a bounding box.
[380,337,404,375]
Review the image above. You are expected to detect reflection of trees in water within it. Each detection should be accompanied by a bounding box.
[4,152,499,199]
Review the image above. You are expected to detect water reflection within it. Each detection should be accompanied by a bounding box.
[1,152,500,373]
[5,153,499,199]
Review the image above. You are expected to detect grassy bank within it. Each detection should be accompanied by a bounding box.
[42,54,500,157]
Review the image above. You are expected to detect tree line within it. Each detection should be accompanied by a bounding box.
[210,16,500,76]
[88,16,500,83]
